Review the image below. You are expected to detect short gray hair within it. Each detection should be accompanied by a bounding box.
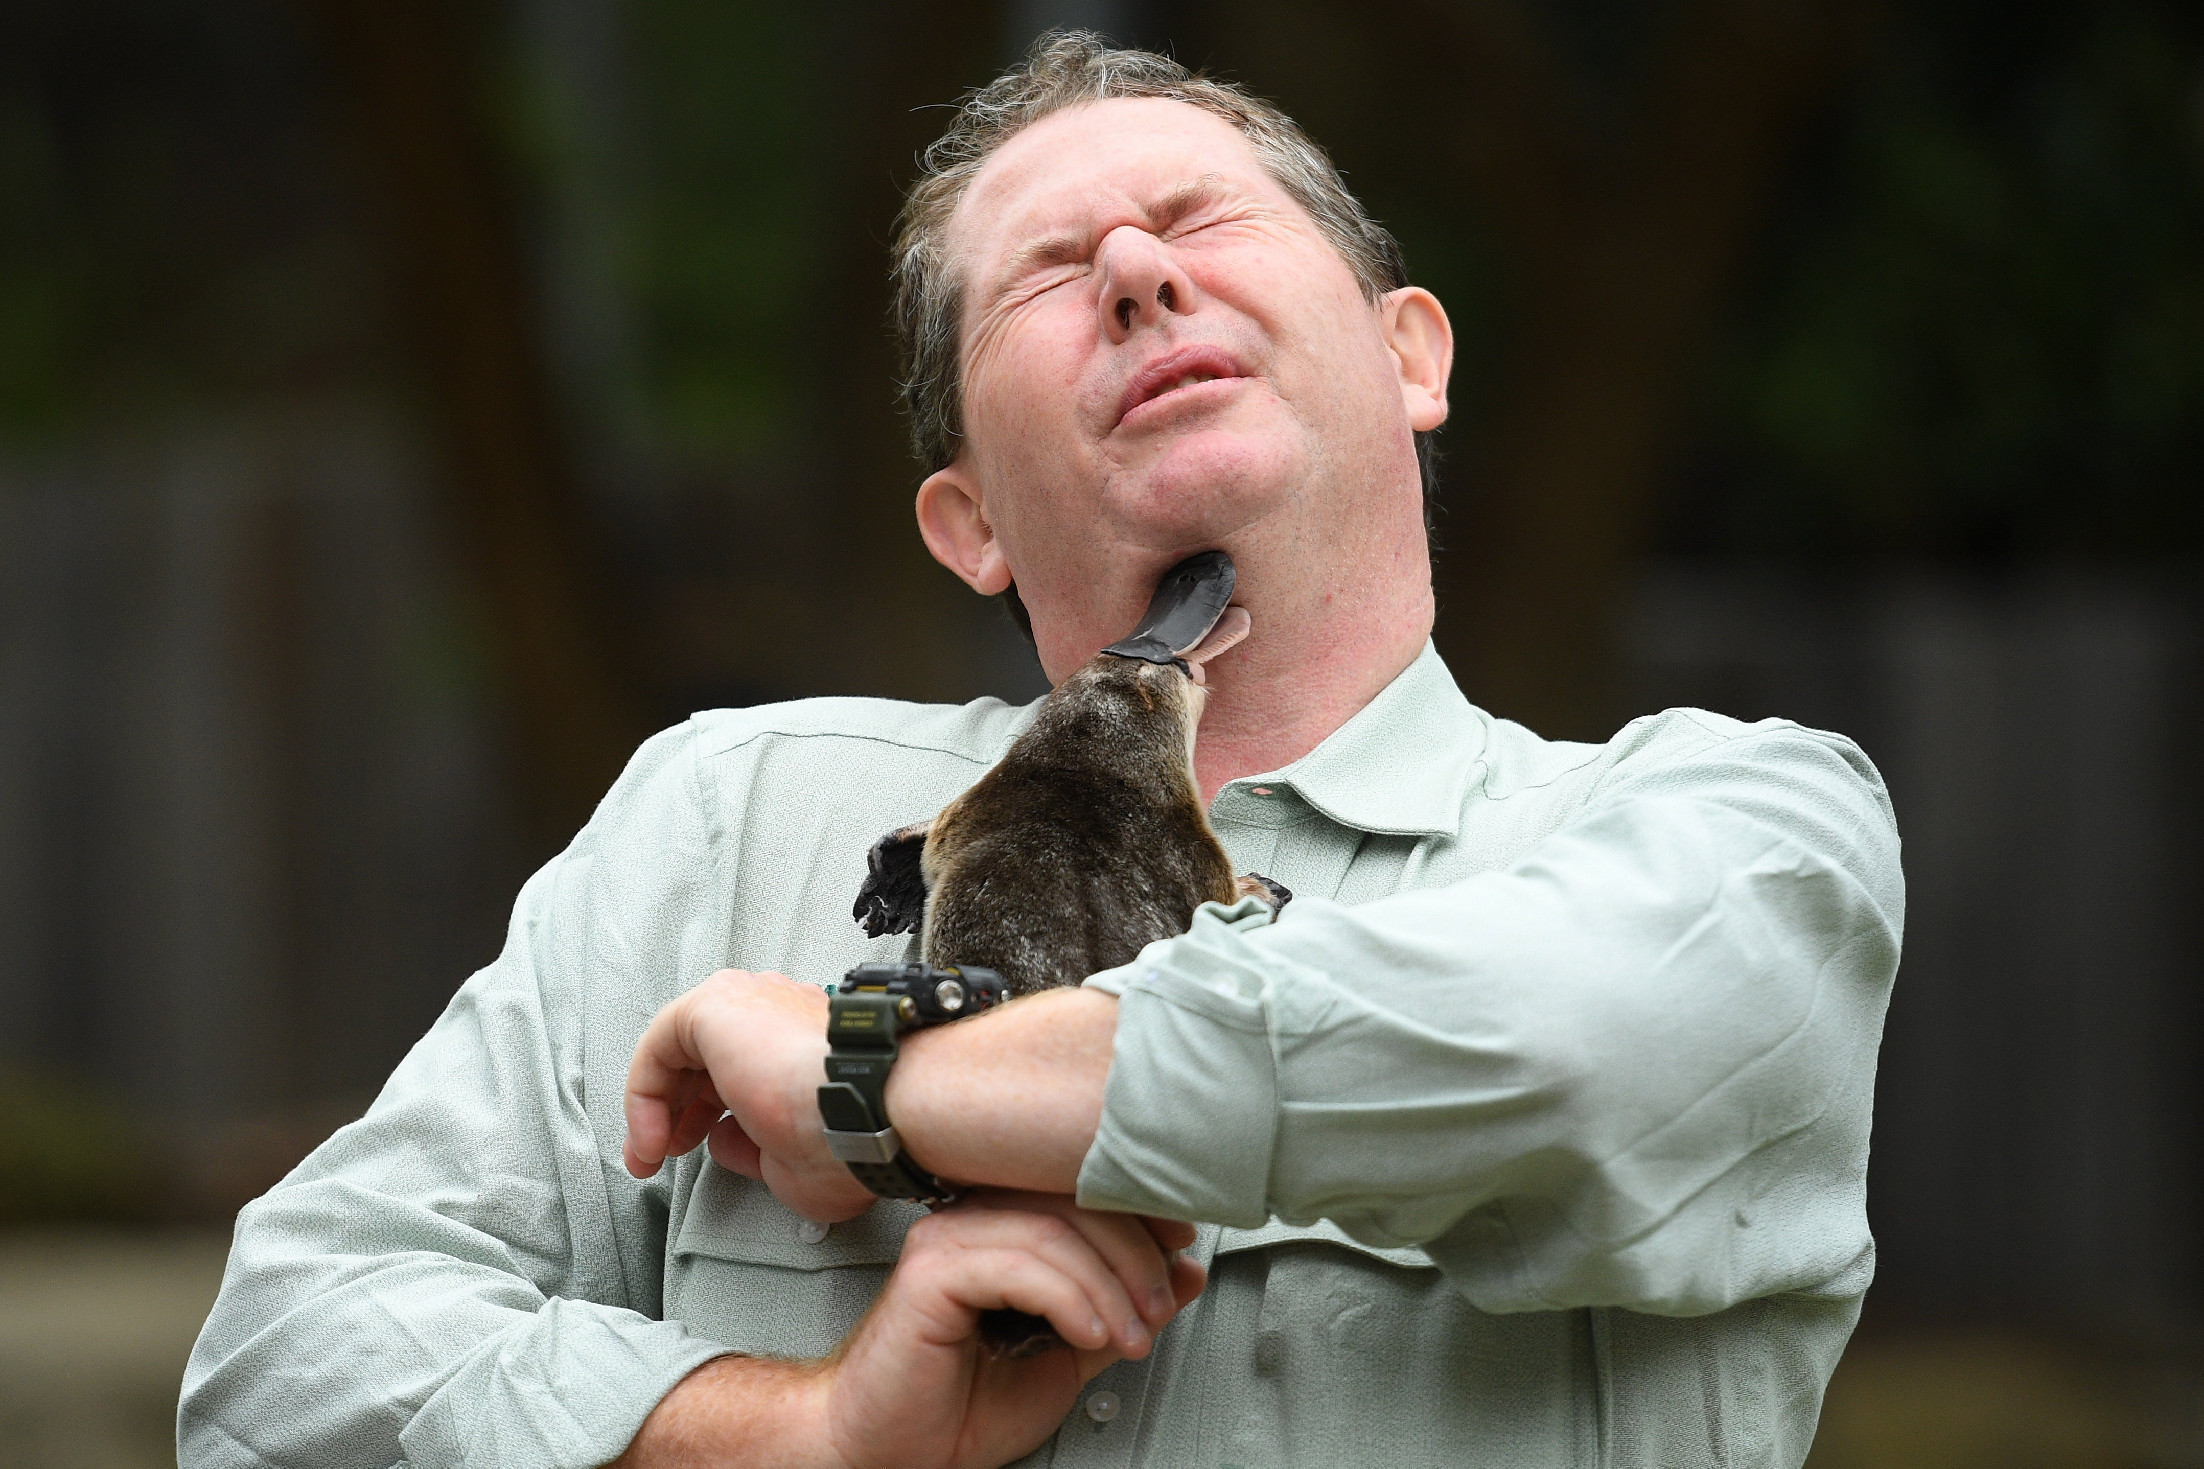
[890,31,1427,486]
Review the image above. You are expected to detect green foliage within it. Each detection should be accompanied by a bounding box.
[1693,0,2204,558]
[0,61,92,439]
[516,0,838,465]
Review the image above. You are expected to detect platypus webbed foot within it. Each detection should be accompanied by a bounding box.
[1238,872,1292,916]
[853,822,931,937]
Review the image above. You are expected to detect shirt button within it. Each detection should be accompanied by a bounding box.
[797,1220,830,1244]
[1084,1390,1121,1423]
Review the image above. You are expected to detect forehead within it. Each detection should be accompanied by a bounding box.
[948,97,1278,267]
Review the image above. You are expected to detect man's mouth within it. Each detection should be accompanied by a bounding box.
[1115,347,1247,429]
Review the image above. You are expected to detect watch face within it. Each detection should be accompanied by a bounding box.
[828,999,896,1045]
[837,963,1004,1026]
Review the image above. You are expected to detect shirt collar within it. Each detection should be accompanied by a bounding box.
[1226,640,1487,838]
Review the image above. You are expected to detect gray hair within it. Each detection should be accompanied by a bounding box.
[890,31,1433,494]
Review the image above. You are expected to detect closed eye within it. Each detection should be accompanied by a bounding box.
[1001,261,1089,311]
[1162,201,1266,244]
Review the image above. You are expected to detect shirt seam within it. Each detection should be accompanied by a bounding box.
[1472,747,1604,804]
[1668,714,1841,767]
[1254,642,1484,835]
[696,722,1011,768]
[593,718,719,1319]
[1574,718,1871,826]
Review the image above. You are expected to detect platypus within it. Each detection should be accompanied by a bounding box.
[850,551,1289,1359]
[853,550,1289,994]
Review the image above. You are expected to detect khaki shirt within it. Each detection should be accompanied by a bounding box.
[180,643,1902,1468]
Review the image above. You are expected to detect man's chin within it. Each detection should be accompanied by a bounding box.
[1105,429,1300,541]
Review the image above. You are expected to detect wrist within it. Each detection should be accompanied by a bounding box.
[613,1355,844,1469]
[887,987,1116,1193]
[819,964,1007,1205]
[798,1361,856,1469]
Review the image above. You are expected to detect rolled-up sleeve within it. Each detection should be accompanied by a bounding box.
[179,726,733,1469]
[1078,724,1902,1318]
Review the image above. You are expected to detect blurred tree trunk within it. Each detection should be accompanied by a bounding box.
[304,0,646,852]
[803,0,1009,702]
[1405,0,1877,737]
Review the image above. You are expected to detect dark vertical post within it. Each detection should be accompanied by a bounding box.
[305,0,646,852]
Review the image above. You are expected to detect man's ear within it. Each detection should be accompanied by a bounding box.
[1381,287,1452,434]
[915,464,1013,595]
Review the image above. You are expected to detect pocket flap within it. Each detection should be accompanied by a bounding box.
[672,1161,925,1270]
[1213,1216,1435,1270]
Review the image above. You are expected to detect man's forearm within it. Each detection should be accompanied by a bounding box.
[609,1354,832,1469]
[886,987,1117,1196]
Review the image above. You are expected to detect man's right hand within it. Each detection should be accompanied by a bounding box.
[613,1192,1205,1469]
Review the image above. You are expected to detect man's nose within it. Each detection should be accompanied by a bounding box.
[1096,226,1197,343]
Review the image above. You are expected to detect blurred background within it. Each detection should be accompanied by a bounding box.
[0,0,2198,1463]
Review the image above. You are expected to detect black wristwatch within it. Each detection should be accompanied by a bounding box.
[819,962,1006,1205]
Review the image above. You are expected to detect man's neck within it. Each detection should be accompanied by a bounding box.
[1186,534,1432,804]
[1017,458,1435,804]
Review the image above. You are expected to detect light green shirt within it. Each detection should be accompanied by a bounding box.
[180,643,1901,1468]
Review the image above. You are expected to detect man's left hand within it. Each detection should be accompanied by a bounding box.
[623,968,879,1222]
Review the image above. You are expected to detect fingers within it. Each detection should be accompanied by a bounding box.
[936,1249,1119,1354]
[622,990,706,1177]
[663,1078,724,1154]
[1169,1250,1207,1309]
[622,969,819,1181]
[909,1199,1185,1357]
[705,1112,764,1180]
[1057,1210,1171,1337]
[1140,1215,1198,1253]
[959,1194,1183,1334]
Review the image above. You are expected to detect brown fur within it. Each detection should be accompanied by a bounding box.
[853,651,1285,999]
[925,656,1238,996]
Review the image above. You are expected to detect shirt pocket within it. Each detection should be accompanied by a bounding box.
[664,1163,926,1360]
[1207,1219,1442,1383]
[1197,1222,1593,1466]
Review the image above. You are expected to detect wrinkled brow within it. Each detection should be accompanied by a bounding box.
[989,173,1235,301]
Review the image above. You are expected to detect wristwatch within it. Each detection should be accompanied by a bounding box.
[819,962,1006,1204]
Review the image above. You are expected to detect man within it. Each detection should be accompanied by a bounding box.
[181,34,1901,1469]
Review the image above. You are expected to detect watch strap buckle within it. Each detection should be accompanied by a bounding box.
[823,1124,905,1165]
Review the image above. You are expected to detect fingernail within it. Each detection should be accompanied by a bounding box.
[1147,1285,1173,1319]
[1088,1316,1107,1344]
[1124,1320,1151,1353]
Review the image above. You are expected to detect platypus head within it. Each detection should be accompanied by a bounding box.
[1018,548,1250,779]
[1054,595,1248,773]
[1076,547,1250,759]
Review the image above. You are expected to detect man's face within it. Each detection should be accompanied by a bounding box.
[932,97,1442,636]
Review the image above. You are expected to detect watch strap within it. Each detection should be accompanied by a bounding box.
[819,992,961,1205]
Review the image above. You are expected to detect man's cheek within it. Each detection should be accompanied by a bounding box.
[973,381,1089,478]
[994,406,1084,483]
[971,356,1086,446]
